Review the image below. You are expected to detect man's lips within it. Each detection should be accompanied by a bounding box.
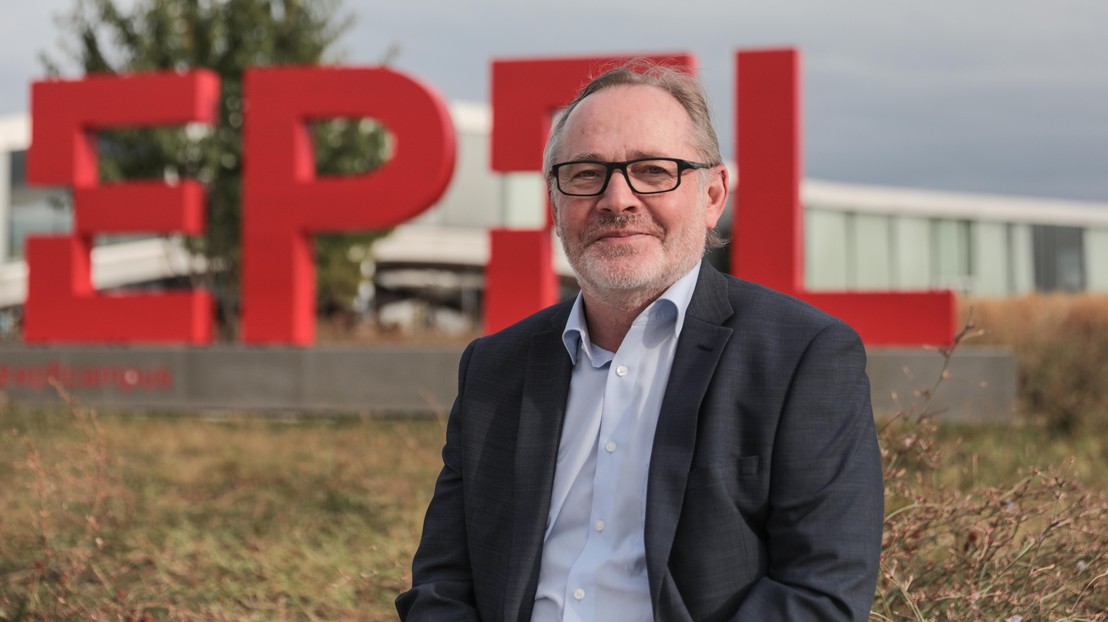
[590,229,656,243]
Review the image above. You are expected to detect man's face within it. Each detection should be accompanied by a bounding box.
[551,84,727,300]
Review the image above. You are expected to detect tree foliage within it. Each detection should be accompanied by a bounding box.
[43,0,390,338]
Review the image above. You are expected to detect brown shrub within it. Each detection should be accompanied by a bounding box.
[875,327,1108,621]
[878,413,1108,620]
[963,294,1108,432]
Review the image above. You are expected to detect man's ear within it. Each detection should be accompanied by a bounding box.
[704,166,729,228]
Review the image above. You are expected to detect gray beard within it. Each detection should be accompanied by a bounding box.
[561,213,696,312]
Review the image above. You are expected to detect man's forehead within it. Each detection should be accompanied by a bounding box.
[557,84,693,157]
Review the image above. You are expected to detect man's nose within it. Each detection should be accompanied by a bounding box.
[596,168,640,212]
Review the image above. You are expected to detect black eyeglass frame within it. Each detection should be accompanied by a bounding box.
[549,157,712,197]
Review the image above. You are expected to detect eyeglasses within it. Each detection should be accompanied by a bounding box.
[550,158,711,197]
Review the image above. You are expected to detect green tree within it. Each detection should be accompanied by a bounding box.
[43,0,391,339]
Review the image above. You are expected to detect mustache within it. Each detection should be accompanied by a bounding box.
[581,213,664,242]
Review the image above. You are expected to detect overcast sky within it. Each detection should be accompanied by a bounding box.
[3,0,1106,202]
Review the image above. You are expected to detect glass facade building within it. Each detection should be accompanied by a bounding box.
[802,180,1108,296]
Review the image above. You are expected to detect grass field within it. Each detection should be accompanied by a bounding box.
[0,397,445,621]
[2,392,1104,621]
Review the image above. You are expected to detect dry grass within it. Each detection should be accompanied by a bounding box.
[0,386,445,621]
[4,385,1105,621]
[878,410,1108,621]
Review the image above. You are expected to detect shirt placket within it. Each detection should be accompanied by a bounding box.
[561,323,644,621]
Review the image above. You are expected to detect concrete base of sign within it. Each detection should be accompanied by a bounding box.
[866,347,1017,422]
[0,345,1016,422]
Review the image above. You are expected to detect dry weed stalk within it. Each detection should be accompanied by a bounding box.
[875,320,1108,621]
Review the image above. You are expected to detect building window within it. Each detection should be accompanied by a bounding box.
[932,219,972,291]
[805,208,849,290]
[1032,225,1085,292]
[7,150,72,260]
[849,213,892,290]
[1086,228,1108,292]
[10,147,26,191]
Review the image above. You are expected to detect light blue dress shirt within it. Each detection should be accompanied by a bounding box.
[532,263,701,622]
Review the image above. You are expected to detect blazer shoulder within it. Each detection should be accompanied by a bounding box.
[714,271,860,342]
[465,297,574,360]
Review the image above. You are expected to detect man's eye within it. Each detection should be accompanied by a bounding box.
[572,169,602,179]
[635,166,673,179]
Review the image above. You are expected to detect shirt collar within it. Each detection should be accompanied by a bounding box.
[561,260,702,366]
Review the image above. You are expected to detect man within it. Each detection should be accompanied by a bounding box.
[397,62,883,621]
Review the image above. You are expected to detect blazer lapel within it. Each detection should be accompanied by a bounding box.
[503,310,573,621]
[645,264,735,609]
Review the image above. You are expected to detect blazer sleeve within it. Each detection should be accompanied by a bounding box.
[396,343,482,622]
[733,321,884,621]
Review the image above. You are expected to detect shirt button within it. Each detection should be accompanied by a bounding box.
[573,588,585,601]
[605,441,617,453]
[615,364,628,377]
[595,519,606,532]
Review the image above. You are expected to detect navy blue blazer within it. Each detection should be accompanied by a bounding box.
[397,262,884,621]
